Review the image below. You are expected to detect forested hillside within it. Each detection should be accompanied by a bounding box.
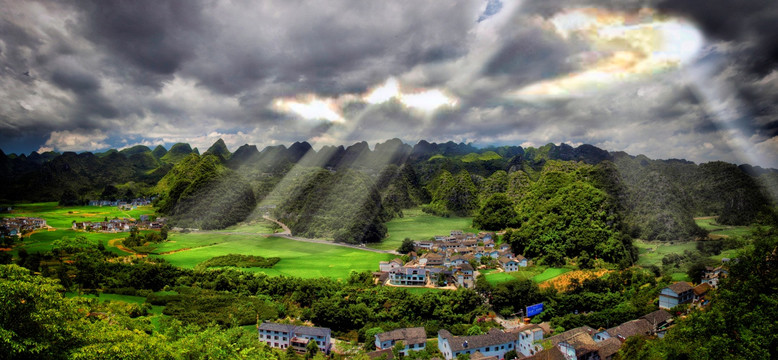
[155,154,256,229]
[1,140,774,245]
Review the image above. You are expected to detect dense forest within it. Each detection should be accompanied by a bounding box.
[1,140,775,246]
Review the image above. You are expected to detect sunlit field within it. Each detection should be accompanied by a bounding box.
[694,217,759,238]
[2,202,155,229]
[155,234,393,280]
[3,203,157,256]
[369,207,479,250]
[481,266,571,285]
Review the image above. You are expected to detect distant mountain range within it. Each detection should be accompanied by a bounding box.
[1,139,776,243]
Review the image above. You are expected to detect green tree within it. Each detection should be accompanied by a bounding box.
[286,344,299,360]
[456,353,471,360]
[305,338,319,359]
[466,325,483,336]
[473,193,519,231]
[392,340,405,359]
[364,327,384,351]
[398,238,416,254]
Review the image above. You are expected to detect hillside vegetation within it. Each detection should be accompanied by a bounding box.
[155,154,255,229]
[2,139,775,246]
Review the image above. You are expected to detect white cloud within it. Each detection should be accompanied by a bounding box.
[39,130,109,152]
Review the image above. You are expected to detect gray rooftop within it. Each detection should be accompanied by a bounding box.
[376,327,427,345]
[439,329,516,352]
[258,322,330,337]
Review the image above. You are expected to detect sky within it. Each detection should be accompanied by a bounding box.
[0,0,777,168]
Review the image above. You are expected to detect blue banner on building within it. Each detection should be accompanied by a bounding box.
[526,303,544,317]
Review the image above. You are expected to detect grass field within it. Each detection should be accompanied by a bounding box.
[15,229,130,255]
[3,202,155,229]
[671,272,691,282]
[400,287,450,294]
[695,217,757,238]
[213,220,279,234]
[155,234,393,280]
[533,268,572,282]
[634,239,697,267]
[481,267,570,285]
[369,207,478,251]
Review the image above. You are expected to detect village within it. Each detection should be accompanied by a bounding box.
[375,230,528,289]
[70,215,166,233]
[72,198,167,233]
[0,216,47,239]
[259,265,729,360]
[258,306,674,360]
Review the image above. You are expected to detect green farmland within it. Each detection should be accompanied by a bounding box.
[3,202,155,229]
[370,207,478,250]
[3,202,158,256]
[695,217,759,238]
[481,267,570,285]
[156,234,393,280]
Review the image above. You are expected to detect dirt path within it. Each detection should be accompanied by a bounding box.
[262,216,291,235]
[693,216,718,220]
[107,238,146,257]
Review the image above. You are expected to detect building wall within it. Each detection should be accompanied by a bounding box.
[452,342,514,359]
[659,294,679,309]
[518,329,544,356]
[259,329,291,349]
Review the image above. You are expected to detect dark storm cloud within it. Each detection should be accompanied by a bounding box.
[482,25,581,87]
[75,0,205,87]
[656,0,778,76]
[1,0,776,167]
[181,1,479,96]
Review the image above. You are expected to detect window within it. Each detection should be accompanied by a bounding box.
[486,347,490,351]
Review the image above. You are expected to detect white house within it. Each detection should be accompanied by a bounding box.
[659,282,694,309]
[258,322,331,354]
[499,257,519,272]
[437,329,516,360]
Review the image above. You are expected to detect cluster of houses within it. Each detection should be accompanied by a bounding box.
[658,266,727,310]
[88,197,154,210]
[376,231,529,289]
[258,308,674,359]
[71,215,166,233]
[0,217,47,238]
[376,309,671,360]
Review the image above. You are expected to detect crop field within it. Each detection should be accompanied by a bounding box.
[634,239,697,267]
[695,217,757,238]
[3,202,155,229]
[17,229,129,255]
[369,207,478,250]
[539,269,608,290]
[155,234,394,280]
